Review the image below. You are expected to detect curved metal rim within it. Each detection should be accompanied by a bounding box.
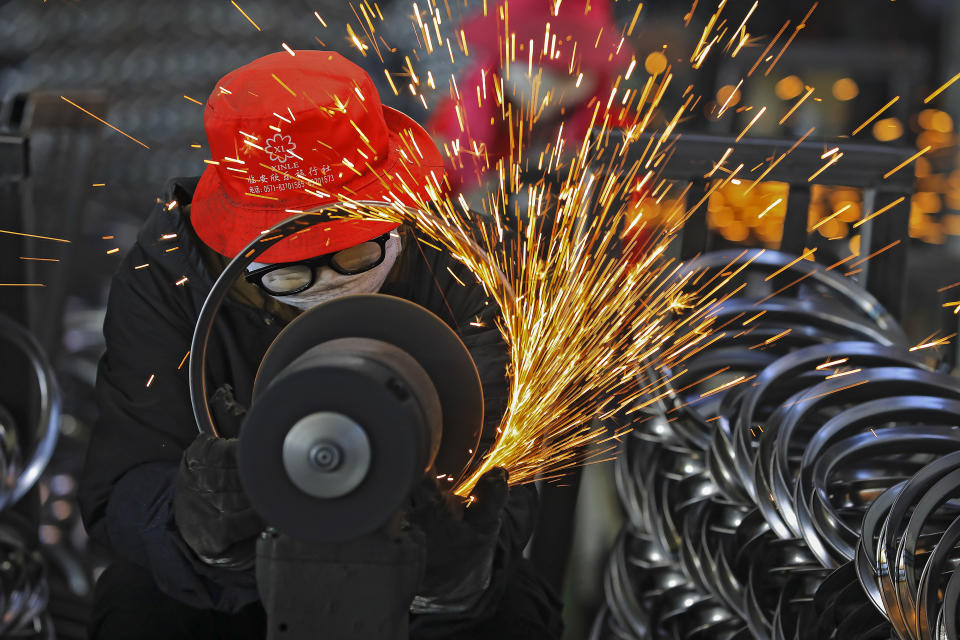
[189,201,509,439]
[0,315,60,509]
[671,249,905,343]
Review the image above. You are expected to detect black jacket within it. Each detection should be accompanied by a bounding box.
[78,178,561,636]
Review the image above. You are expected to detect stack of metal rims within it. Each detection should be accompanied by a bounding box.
[0,316,63,639]
[593,250,960,640]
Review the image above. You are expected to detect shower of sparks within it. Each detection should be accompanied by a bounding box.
[230,0,262,31]
[59,96,150,149]
[308,0,752,491]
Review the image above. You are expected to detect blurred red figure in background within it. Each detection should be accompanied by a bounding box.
[428,0,634,208]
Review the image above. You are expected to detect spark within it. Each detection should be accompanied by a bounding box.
[847,240,901,269]
[757,328,792,347]
[92,183,106,187]
[19,256,58,262]
[765,248,816,279]
[924,71,960,104]
[0,284,45,287]
[910,334,955,352]
[699,374,754,399]
[282,43,296,57]
[59,96,150,149]
[184,95,202,105]
[779,86,814,125]
[808,152,842,182]
[883,146,931,180]
[748,20,789,77]
[626,3,644,36]
[175,276,188,286]
[786,380,869,406]
[271,74,297,97]
[810,204,850,230]
[736,106,766,142]
[178,351,191,370]
[0,229,70,243]
[816,358,848,370]
[146,374,156,388]
[757,198,782,219]
[938,281,960,293]
[230,0,262,31]
[106,248,119,255]
[825,368,862,380]
[717,79,743,117]
[852,196,906,228]
[851,96,899,136]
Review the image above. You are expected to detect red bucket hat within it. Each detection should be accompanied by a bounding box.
[191,50,444,263]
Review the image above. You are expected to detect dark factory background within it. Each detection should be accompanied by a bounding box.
[1,0,960,638]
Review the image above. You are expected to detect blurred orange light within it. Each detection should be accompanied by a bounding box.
[645,52,668,75]
[832,78,859,101]
[775,75,804,101]
[872,117,904,142]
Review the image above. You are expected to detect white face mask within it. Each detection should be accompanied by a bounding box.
[249,233,402,311]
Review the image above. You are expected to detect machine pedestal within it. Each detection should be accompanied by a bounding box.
[257,524,424,640]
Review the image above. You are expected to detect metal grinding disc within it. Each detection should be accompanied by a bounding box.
[253,294,484,482]
[281,412,372,499]
[239,358,425,542]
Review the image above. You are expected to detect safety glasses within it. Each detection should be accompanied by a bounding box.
[243,233,390,296]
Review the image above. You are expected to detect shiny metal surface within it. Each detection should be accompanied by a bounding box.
[596,249,960,640]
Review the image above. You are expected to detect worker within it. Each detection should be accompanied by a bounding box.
[427,0,634,210]
[78,50,563,640]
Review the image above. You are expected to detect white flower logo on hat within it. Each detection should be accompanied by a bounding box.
[264,134,297,162]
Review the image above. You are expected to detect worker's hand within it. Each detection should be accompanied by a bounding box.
[173,433,265,570]
[405,467,509,614]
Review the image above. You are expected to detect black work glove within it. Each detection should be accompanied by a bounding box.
[173,433,265,570]
[405,467,509,614]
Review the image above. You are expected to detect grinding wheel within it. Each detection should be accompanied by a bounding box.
[253,294,484,482]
